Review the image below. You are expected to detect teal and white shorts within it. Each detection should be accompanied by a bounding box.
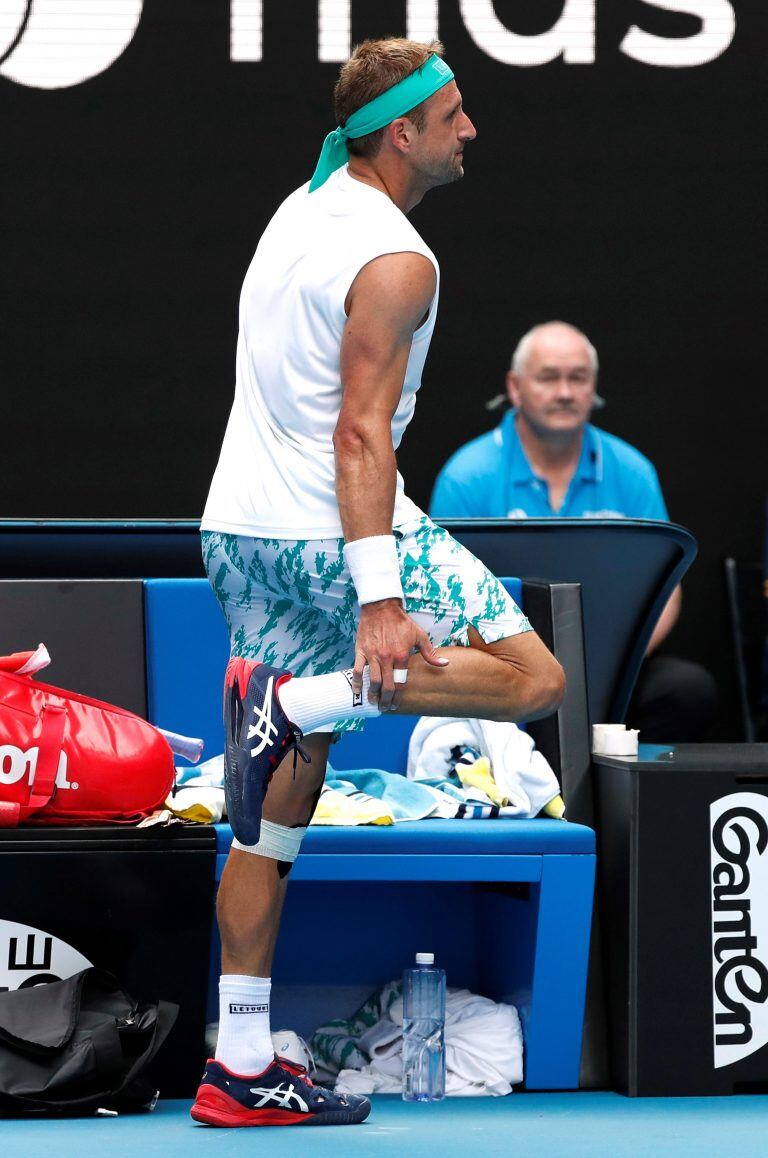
[201,515,531,734]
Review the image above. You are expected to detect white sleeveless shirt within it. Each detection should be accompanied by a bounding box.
[201,166,440,539]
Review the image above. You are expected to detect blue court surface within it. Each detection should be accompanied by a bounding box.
[4,1093,767,1158]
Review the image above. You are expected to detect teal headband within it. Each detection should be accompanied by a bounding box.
[309,53,455,192]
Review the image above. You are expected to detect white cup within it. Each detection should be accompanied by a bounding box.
[602,728,639,756]
[592,723,629,755]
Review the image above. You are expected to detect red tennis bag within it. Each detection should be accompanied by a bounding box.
[0,648,175,827]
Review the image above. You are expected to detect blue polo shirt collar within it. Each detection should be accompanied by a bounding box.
[500,411,603,487]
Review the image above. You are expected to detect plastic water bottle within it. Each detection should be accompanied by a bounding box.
[402,952,446,1102]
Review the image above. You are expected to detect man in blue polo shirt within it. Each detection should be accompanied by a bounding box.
[430,320,716,739]
[431,320,668,521]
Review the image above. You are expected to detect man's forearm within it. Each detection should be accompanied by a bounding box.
[646,585,682,655]
[334,424,398,543]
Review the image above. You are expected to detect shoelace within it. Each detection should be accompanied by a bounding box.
[286,728,311,779]
[277,1062,351,1107]
[278,1058,314,1087]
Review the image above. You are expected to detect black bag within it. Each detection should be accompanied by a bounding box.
[0,967,178,1116]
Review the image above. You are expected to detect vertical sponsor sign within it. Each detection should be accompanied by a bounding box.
[711,793,768,1068]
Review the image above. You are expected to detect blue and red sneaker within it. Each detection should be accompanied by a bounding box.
[223,658,310,846]
[190,1057,371,1127]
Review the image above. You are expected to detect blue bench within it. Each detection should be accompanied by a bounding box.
[144,578,596,1090]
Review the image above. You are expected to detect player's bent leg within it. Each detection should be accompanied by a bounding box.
[390,627,564,724]
[381,515,565,723]
[468,624,566,721]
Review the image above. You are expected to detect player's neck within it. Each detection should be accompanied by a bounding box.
[347,158,427,215]
[515,413,583,477]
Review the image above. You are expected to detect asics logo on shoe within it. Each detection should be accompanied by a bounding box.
[246,676,279,755]
[248,1083,309,1113]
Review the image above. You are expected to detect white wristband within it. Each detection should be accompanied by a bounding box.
[343,535,404,606]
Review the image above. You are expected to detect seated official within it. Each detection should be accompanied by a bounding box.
[430,320,717,742]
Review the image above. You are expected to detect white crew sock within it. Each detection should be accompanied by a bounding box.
[278,667,382,734]
[215,975,274,1076]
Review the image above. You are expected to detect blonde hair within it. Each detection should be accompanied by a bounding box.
[334,37,445,159]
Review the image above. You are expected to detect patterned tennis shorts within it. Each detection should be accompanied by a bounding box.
[201,515,531,734]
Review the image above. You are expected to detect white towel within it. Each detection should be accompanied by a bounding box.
[335,987,523,1097]
[407,716,561,819]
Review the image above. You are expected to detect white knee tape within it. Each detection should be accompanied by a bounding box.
[232,820,306,863]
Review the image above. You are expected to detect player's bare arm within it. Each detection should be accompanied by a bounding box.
[335,251,447,710]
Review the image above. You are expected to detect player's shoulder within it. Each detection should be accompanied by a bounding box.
[361,198,439,276]
[273,181,312,217]
[590,424,659,479]
[255,183,312,242]
[339,171,439,267]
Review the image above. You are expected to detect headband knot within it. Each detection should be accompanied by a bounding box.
[309,54,454,192]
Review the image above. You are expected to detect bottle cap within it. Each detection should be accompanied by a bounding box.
[415,952,434,965]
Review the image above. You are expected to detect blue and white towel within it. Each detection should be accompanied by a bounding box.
[407,717,561,819]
